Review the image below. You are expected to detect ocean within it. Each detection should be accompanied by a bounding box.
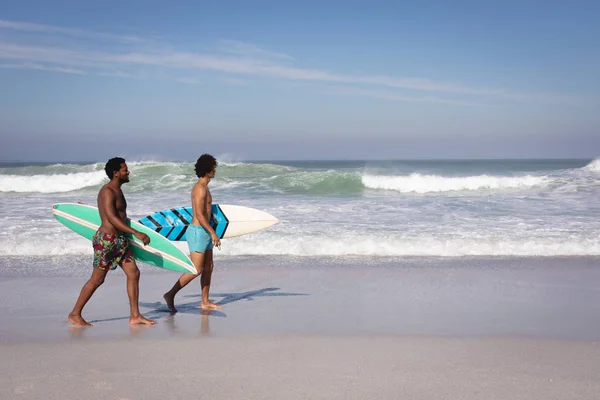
[1,158,599,277]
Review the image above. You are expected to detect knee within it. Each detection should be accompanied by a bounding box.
[126,268,140,280]
[89,275,105,287]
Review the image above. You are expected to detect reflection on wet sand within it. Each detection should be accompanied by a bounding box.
[67,325,87,340]
[162,309,219,336]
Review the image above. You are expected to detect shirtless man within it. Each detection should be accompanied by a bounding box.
[163,154,222,312]
[68,157,156,327]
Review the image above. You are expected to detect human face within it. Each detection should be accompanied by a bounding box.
[116,163,130,183]
[207,166,216,180]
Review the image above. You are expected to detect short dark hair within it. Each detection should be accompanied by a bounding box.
[194,154,218,178]
[105,157,126,179]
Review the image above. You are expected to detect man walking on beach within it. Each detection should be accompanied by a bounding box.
[68,157,156,327]
[163,154,222,312]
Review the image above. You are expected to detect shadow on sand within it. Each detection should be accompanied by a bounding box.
[135,287,308,317]
[184,287,308,306]
[81,288,307,324]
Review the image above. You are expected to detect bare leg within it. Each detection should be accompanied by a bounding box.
[163,252,205,313]
[163,273,198,313]
[121,260,156,325]
[200,249,222,310]
[68,268,108,327]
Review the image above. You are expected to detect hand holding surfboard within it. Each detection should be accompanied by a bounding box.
[52,203,196,274]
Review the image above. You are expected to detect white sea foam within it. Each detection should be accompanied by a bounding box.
[0,171,106,193]
[216,234,600,257]
[3,230,599,257]
[583,158,600,172]
[362,173,548,193]
[127,161,183,167]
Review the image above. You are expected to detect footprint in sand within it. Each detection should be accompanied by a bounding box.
[13,383,33,394]
[91,380,112,390]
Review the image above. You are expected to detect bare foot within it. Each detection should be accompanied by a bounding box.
[200,301,223,310]
[163,292,177,313]
[68,313,92,327]
[129,315,156,325]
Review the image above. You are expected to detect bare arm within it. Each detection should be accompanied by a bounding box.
[192,185,220,247]
[99,188,150,244]
[192,185,216,234]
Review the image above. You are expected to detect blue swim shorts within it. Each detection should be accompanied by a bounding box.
[186,224,214,253]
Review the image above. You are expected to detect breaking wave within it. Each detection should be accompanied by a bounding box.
[362,174,548,193]
[0,171,107,193]
[583,158,600,172]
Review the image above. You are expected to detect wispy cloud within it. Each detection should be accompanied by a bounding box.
[0,19,143,43]
[0,62,85,74]
[217,39,293,61]
[98,70,147,79]
[0,19,583,105]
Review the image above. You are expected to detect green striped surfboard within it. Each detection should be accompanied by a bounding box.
[52,203,195,274]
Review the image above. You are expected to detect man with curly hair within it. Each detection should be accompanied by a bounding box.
[163,154,222,312]
[68,157,156,327]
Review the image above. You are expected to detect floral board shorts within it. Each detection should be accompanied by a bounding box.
[92,231,135,271]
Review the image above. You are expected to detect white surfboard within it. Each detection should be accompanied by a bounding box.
[138,204,279,241]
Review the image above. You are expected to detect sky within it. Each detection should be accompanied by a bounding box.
[0,0,599,161]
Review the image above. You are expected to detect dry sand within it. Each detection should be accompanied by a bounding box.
[1,336,599,400]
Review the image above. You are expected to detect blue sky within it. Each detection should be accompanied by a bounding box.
[1,0,599,161]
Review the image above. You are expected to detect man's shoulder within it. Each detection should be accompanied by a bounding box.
[98,184,117,196]
[192,182,207,193]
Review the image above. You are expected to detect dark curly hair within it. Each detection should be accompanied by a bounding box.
[194,154,218,178]
[104,157,126,179]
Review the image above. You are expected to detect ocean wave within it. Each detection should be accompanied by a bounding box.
[583,158,600,172]
[0,161,576,196]
[0,162,105,176]
[218,162,297,177]
[2,232,599,257]
[219,231,600,256]
[362,173,548,193]
[0,161,292,193]
[126,160,297,176]
[263,171,363,194]
[0,171,107,193]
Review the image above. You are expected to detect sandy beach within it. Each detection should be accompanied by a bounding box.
[1,256,599,399]
[2,336,599,400]
[1,0,599,395]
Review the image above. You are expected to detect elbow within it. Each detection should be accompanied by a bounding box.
[107,215,124,229]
